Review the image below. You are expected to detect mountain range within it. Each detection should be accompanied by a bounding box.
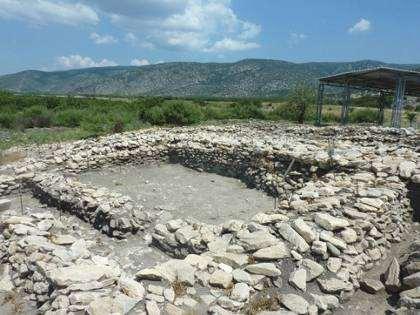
[0,59,419,98]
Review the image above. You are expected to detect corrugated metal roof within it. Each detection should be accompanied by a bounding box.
[319,67,420,96]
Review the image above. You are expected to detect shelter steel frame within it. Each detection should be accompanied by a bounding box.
[315,67,420,128]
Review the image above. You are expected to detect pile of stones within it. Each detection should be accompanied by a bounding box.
[0,122,418,314]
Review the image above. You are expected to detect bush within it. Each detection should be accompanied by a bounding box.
[229,101,265,120]
[163,102,203,125]
[54,109,84,127]
[17,106,52,129]
[142,106,166,125]
[349,108,379,123]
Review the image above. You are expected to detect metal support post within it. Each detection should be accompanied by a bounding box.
[391,77,406,128]
[316,83,324,126]
[340,84,351,125]
[377,92,386,126]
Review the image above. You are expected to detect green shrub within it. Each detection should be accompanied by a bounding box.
[17,106,52,129]
[349,108,379,123]
[163,102,203,125]
[229,101,265,120]
[142,106,166,125]
[54,109,84,127]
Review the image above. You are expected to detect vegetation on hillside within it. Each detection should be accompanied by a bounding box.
[0,90,415,150]
[1,59,419,98]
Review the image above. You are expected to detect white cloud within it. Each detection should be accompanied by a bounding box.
[56,54,117,69]
[0,0,99,26]
[206,38,259,52]
[130,58,150,66]
[90,32,118,44]
[288,32,307,47]
[124,32,138,45]
[349,18,371,33]
[85,0,261,53]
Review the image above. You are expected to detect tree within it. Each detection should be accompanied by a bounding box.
[288,84,315,124]
[406,111,417,128]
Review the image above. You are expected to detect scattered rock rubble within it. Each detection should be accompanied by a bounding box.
[0,122,419,314]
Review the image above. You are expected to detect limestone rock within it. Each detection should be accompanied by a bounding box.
[209,270,233,289]
[383,257,401,293]
[253,243,290,260]
[291,218,317,244]
[245,263,281,277]
[237,230,279,251]
[289,268,306,292]
[360,279,385,294]
[311,293,339,312]
[0,199,11,211]
[403,272,420,289]
[317,277,352,293]
[276,223,310,253]
[280,293,308,315]
[314,213,349,231]
[230,283,250,302]
[301,258,324,281]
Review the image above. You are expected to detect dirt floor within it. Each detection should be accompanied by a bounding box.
[78,163,275,225]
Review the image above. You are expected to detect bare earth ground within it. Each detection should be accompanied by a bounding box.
[78,163,275,225]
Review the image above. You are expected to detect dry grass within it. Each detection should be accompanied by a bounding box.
[172,280,187,298]
[1,292,24,314]
[244,289,280,315]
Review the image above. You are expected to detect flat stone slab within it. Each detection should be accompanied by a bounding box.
[0,199,11,211]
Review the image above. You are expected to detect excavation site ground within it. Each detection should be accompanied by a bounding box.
[0,122,419,315]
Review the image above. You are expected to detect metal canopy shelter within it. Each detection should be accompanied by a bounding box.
[316,67,420,128]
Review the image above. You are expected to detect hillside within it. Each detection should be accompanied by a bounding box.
[0,59,418,98]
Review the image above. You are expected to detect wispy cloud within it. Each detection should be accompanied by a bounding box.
[288,32,307,47]
[130,58,150,66]
[90,32,118,45]
[0,0,99,26]
[348,18,371,33]
[56,54,117,69]
[85,0,261,53]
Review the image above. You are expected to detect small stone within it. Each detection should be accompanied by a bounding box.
[276,223,310,253]
[230,283,250,302]
[314,213,349,231]
[245,263,282,277]
[165,304,183,315]
[317,277,352,293]
[383,257,401,293]
[340,228,357,243]
[232,269,252,284]
[237,230,279,251]
[209,270,233,289]
[0,199,11,211]
[253,243,290,260]
[145,300,160,315]
[292,218,317,243]
[280,293,308,314]
[403,272,420,289]
[326,257,342,273]
[289,268,306,292]
[50,234,77,245]
[400,287,420,308]
[360,279,385,294]
[311,240,327,256]
[311,293,339,312]
[301,259,324,281]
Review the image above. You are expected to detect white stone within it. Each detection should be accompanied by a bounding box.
[314,213,349,231]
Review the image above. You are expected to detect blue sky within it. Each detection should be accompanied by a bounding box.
[0,0,419,74]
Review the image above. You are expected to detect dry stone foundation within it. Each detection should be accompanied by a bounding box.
[0,122,419,314]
